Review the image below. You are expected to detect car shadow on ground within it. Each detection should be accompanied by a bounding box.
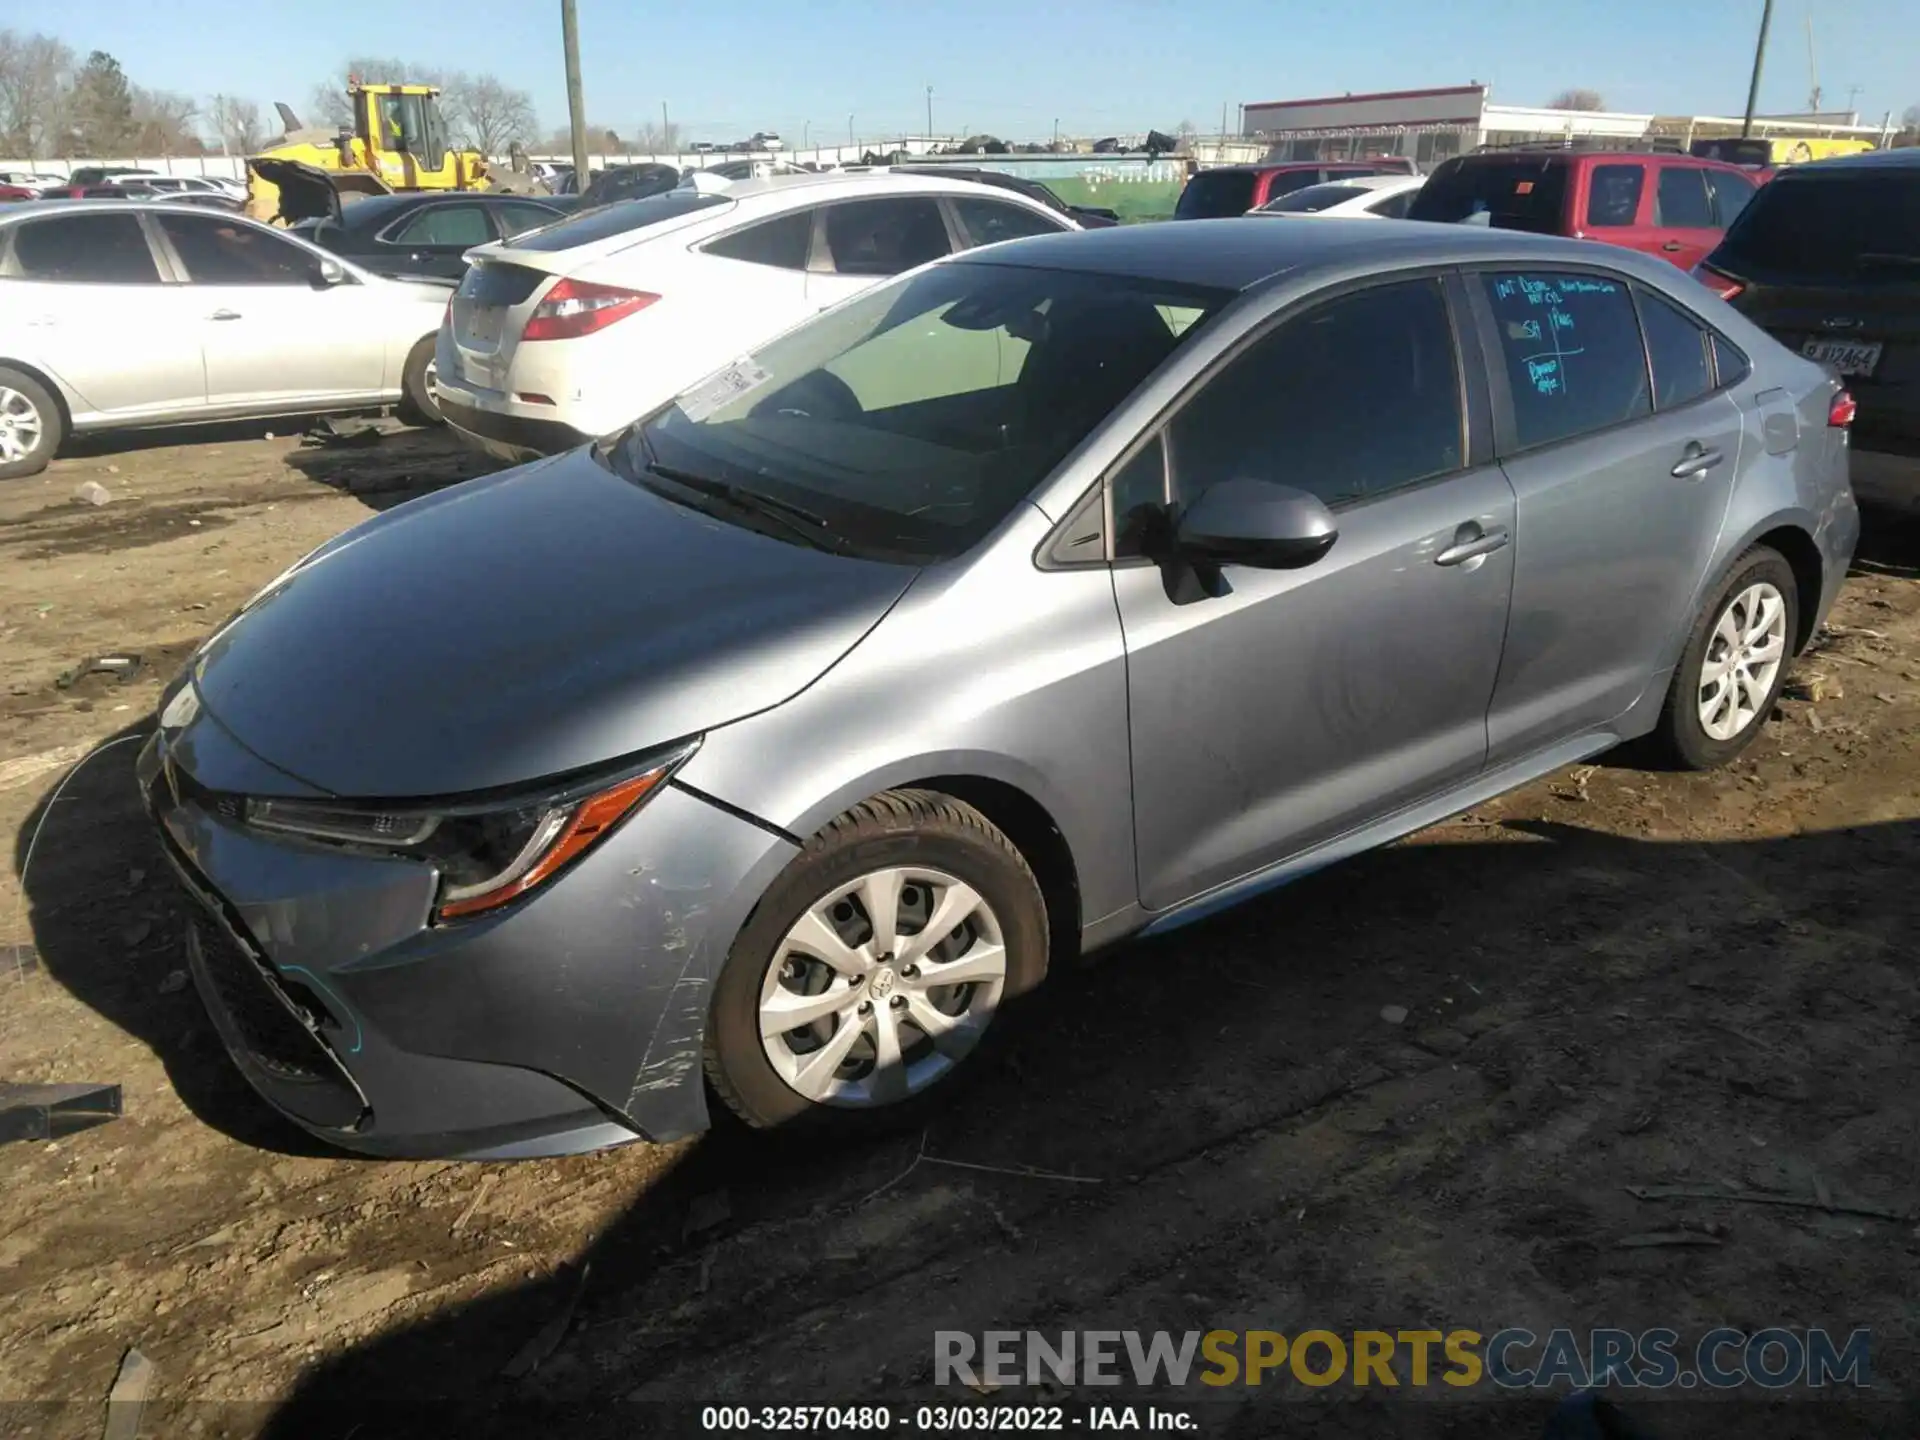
[10,719,335,1157]
[280,424,506,514]
[59,414,390,460]
[166,813,1913,1439]
[1852,502,1920,582]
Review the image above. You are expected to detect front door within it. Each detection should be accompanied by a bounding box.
[1650,162,1725,270]
[1472,268,1743,763]
[153,212,388,408]
[1114,276,1517,912]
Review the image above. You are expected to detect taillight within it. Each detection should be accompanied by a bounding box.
[521,278,659,341]
[1829,390,1856,428]
[1695,264,1745,302]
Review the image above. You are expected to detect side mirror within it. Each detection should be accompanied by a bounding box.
[1174,478,1338,569]
[311,256,347,288]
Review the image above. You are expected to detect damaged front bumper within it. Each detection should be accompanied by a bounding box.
[136,706,798,1159]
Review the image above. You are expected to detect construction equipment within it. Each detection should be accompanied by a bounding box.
[245,77,541,225]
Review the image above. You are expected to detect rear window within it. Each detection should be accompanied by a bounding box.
[505,192,730,252]
[1711,173,1920,284]
[1407,158,1570,234]
[1263,182,1372,214]
[1175,170,1257,219]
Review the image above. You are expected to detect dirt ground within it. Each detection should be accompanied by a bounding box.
[1,422,1918,1439]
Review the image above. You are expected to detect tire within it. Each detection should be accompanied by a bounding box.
[0,366,63,480]
[396,335,442,427]
[1653,546,1799,770]
[705,789,1048,1134]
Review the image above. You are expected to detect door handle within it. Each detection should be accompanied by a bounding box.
[208,309,242,321]
[1661,240,1684,252]
[1671,443,1724,478]
[1436,525,1511,567]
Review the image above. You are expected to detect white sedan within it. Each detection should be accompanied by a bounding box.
[434,172,1079,462]
[0,200,452,478]
[1249,173,1425,219]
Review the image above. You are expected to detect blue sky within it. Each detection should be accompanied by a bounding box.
[38,0,1915,143]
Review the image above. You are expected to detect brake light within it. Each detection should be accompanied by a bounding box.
[521,278,659,341]
[1829,390,1856,428]
[1695,264,1745,302]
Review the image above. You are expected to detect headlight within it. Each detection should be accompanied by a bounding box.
[242,742,698,920]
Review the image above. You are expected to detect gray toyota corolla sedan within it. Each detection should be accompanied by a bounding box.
[139,219,1858,1159]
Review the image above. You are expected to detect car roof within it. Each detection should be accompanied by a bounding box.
[0,198,275,224]
[1299,174,1424,192]
[717,171,1048,204]
[328,190,565,230]
[1209,159,1389,176]
[955,215,1664,291]
[1775,146,1920,175]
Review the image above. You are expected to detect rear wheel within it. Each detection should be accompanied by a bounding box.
[397,335,442,427]
[0,367,62,480]
[705,790,1048,1134]
[1653,546,1798,769]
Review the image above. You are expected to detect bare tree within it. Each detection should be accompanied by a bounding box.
[206,93,262,154]
[0,28,76,158]
[541,121,622,155]
[1548,88,1607,112]
[307,57,447,131]
[445,72,534,154]
[130,84,200,154]
[635,120,682,154]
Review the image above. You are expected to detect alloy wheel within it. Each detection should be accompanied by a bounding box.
[0,386,45,465]
[1697,581,1788,741]
[759,866,1007,1108]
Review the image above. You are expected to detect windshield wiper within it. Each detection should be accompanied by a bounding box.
[643,459,832,536]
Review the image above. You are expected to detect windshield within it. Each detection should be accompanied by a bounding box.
[1407,158,1569,234]
[1262,182,1373,214]
[1710,172,1920,284]
[1175,171,1257,219]
[621,261,1229,562]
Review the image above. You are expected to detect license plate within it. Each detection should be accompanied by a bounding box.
[459,307,503,347]
[1802,338,1882,376]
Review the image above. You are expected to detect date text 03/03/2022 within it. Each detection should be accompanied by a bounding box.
[699,1404,1198,1432]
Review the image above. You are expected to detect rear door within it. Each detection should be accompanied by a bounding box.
[1472,267,1741,762]
[1649,161,1724,269]
[0,209,207,418]
[804,196,955,310]
[1706,168,1920,457]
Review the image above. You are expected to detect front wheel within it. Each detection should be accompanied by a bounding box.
[1653,546,1798,769]
[705,790,1048,1134]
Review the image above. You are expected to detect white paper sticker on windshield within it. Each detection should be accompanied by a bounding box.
[677,355,774,422]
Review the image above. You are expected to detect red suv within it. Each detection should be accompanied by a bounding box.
[1174,157,1420,220]
[1406,147,1761,270]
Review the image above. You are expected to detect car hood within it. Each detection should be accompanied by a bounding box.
[188,449,918,799]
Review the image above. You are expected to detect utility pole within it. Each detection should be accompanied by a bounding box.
[926,84,933,139]
[661,100,671,151]
[561,0,589,176]
[1052,117,1058,148]
[848,113,854,147]
[1740,0,1775,138]
[1220,100,1228,139]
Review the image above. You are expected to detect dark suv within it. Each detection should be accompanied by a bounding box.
[1174,158,1418,219]
[1408,147,1759,271]
[1699,148,1920,511]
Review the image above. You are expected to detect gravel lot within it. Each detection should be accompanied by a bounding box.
[2,424,1917,1438]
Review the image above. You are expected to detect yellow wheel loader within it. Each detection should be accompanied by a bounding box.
[245,77,546,225]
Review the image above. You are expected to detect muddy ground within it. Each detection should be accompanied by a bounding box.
[1,423,1917,1439]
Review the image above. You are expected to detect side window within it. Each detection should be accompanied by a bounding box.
[951,197,1065,248]
[1712,333,1751,389]
[8,214,160,283]
[390,205,493,246]
[1109,434,1169,557]
[1655,165,1715,228]
[493,202,563,238]
[823,198,951,277]
[1585,164,1645,227]
[1480,271,1652,449]
[1370,190,1415,220]
[1637,288,1713,410]
[704,209,814,270]
[1166,279,1463,512]
[1705,169,1757,228]
[155,214,315,285]
[1266,171,1322,201]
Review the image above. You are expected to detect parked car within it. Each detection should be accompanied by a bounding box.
[139,175,249,201]
[292,190,579,281]
[139,190,246,213]
[1250,173,1425,219]
[0,201,451,479]
[577,163,681,208]
[1408,146,1759,271]
[889,164,1121,227]
[66,166,158,187]
[0,184,35,203]
[144,218,1856,1157]
[436,171,1080,461]
[1697,148,1920,511]
[1174,158,1419,219]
